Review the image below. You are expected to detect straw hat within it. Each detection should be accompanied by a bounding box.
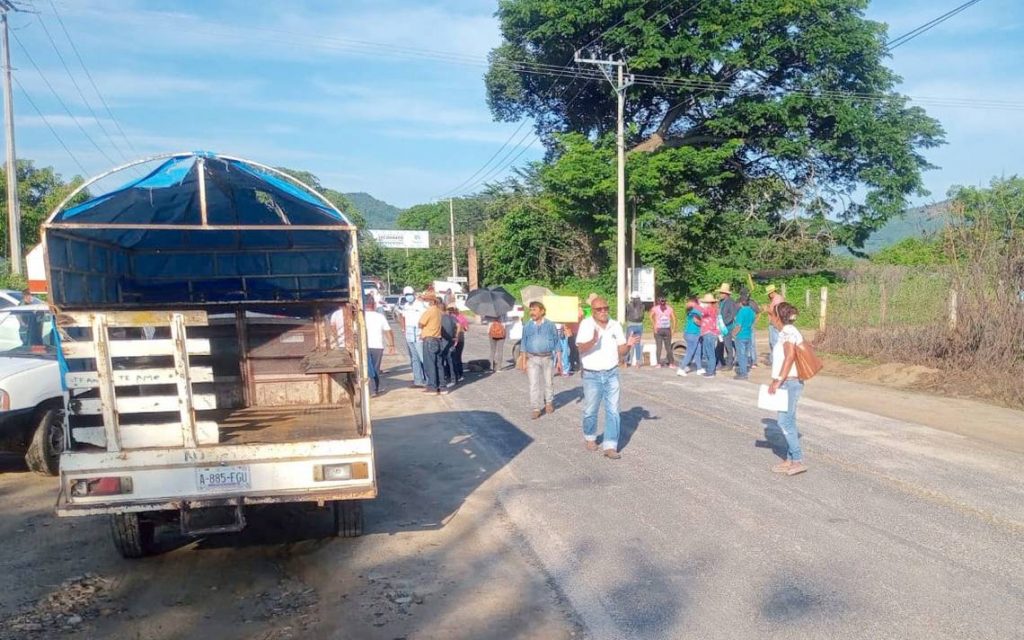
[699,293,716,304]
[717,282,732,295]
[765,284,778,295]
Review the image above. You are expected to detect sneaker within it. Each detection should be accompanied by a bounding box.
[772,461,793,473]
[603,449,621,460]
[445,381,455,388]
[786,462,808,476]
[702,373,716,378]
[584,440,599,452]
[695,368,706,375]
[676,368,687,377]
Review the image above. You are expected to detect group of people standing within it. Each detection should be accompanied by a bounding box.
[396,286,470,396]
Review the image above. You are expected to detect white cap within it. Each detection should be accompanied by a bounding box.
[403,286,414,294]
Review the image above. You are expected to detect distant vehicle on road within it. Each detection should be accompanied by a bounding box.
[0,289,42,307]
[0,304,66,475]
[381,295,401,319]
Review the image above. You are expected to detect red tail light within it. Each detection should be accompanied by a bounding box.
[70,477,133,497]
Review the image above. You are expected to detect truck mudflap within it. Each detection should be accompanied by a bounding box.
[56,438,376,517]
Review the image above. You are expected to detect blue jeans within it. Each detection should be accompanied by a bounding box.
[749,329,758,365]
[560,336,571,373]
[679,333,701,370]
[768,325,780,364]
[422,338,443,391]
[735,338,751,377]
[405,337,425,385]
[701,334,718,375]
[626,323,643,365]
[582,368,621,451]
[777,379,805,461]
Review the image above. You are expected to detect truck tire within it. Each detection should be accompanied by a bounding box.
[110,513,155,558]
[25,407,64,476]
[332,500,363,538]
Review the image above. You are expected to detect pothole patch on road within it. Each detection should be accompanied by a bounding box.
[0,573,120,638]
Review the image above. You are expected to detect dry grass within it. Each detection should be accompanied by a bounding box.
[820,206,1024,408]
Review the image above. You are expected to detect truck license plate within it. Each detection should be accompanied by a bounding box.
[196,466,251,491]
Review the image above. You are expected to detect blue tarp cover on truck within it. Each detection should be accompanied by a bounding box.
[43,153,356,309]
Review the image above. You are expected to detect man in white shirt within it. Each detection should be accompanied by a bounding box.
[574,296,640,459]
[364,299,396,396]
[397,286,427,387]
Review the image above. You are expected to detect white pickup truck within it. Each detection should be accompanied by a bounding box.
[0,304,66,475]
[45,152,376,557]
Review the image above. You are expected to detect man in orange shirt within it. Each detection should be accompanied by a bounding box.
[418,293,445,394]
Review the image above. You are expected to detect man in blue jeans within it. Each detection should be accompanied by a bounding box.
[574,297,640,460]
[398,286,427,387]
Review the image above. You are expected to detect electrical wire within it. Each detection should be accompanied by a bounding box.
[10,29,119,166]
[46,0,139,157]
[32,11,131,163]
[13,75,88,175]
[886,0,985,50]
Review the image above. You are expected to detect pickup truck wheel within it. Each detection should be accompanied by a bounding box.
[332,500,363,538]
[110,513,155,559]
[25,407,64,476]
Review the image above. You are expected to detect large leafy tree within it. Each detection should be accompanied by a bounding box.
[486,0,944,246]
[0,160,86,261]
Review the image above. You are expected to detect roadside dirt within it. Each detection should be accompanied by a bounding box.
[737,335,1024,454]
[0,354,582,640]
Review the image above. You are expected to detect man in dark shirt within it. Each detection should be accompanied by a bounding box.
[717,283,738,368]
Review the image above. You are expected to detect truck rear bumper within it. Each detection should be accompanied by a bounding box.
[56,438,376,517]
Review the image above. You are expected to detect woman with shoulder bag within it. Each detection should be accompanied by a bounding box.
[767,302,809,476]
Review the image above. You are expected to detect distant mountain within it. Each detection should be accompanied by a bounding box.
[835,201,950,256]
[344,192,402,229]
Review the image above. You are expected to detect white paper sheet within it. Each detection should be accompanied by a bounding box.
[757,384,789,412]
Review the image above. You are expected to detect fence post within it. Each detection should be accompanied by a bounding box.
[781,283,787,299]
[805,288,810,307]
[879,281,888,326]
[948,290,958,331]
[819,286,828,333]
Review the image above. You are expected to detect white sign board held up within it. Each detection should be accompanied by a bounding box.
[369,229,430,249]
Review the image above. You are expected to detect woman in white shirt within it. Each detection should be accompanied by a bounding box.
[767,302,807,476]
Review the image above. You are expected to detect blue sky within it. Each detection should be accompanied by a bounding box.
[8,0,1024,209]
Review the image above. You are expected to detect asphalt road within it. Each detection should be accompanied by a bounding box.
[444,328,1024,640]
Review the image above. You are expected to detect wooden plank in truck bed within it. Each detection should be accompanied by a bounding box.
[58,310,209,328]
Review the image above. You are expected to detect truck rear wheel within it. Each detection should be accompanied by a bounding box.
[110,512,155,558]
[25,407,64,476]
[332,500,363,538]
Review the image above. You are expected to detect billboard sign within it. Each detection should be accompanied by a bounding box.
[369,229,430,249]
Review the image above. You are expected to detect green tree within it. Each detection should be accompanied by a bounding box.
[871,236,946,266]
[486,0,944,247]
[0,160,86,261]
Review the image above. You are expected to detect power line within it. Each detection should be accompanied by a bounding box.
[437,0,700,199]
[12,74,87,174]
[886,0,985,50]
[9,28,118,166]
[46,0,138,157]
[32,11,130,162]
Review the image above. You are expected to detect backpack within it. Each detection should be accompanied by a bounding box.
[441,314,457,342]
[488,319,506,340]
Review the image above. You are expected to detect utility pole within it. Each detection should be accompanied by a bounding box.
[1,2,21,276]
[576,51,633,323]
[448,198,457,279]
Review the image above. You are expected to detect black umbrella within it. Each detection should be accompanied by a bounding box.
[466,286,515,318]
